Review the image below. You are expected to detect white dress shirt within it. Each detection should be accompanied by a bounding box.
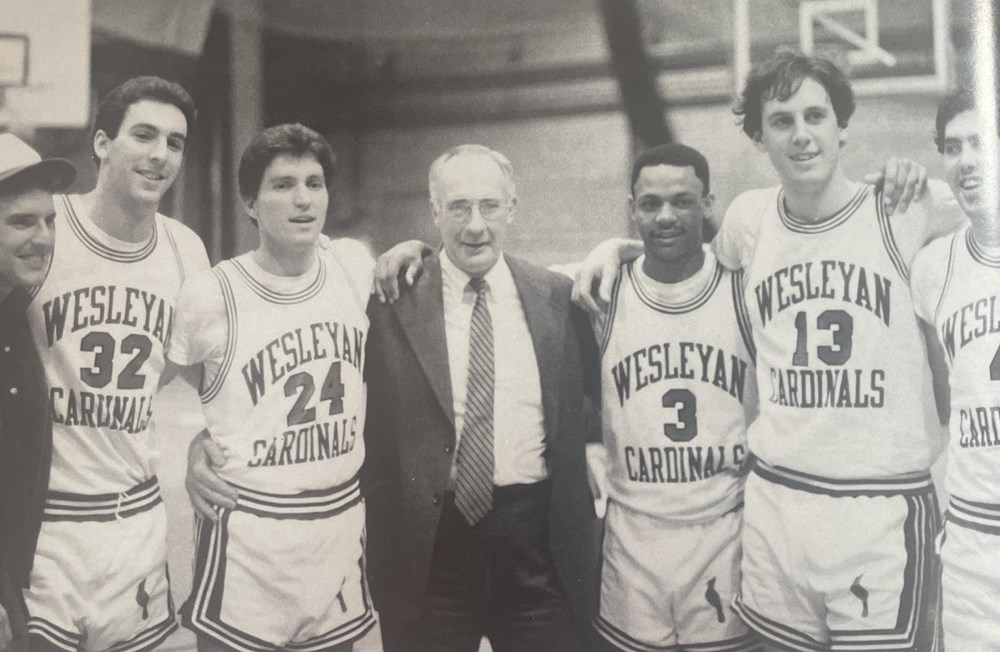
[440,250,548,486]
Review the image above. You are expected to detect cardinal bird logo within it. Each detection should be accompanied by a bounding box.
[136,579,150,620]
[705,577,726,623]
[851,574,869,618]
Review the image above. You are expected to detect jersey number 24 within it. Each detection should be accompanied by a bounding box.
[284,362,346,427]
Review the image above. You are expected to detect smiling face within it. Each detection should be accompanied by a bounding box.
[94,100,188,207]
[0,187,56,299]
[245,153,328,254]
[431,152,515,277]
[942,109,998,224]
[756,76,844,191]
[631,164,710,278]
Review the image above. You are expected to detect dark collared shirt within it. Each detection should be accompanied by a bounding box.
[0,288,51,588]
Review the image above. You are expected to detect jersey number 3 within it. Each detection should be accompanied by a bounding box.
[662,388,698,442]
[284,362,346,426]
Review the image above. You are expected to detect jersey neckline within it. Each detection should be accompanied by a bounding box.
[227,253,327,304]
[61,194,158,263]
[777,184,870,235]
[966,226,1000,268]
[627,252,723,314]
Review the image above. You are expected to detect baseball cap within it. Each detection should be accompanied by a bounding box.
[0,133,76,192]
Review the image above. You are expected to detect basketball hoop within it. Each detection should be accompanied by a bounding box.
[733,0,951,96]
[1,1,91,130]
[0,33,29,131]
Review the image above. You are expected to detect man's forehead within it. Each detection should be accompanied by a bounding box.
[442,152,505,176]
[437,154,510,194]
[944,109,982,137]
[762,78,831,113]
[635,164,702,195]
[120,100,188,134]
[262,153,324,177]
[0,187,55,215]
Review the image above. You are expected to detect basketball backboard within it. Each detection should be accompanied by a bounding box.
[733,0,950,95]
[0,0,91,128]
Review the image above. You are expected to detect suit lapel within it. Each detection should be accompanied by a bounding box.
[507,256,563,440]
[393,254,455,426]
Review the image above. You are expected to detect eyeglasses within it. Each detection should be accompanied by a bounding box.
[442,198,508,222]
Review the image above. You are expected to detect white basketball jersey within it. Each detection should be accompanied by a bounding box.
[912,225,1000,507]
[29,194,207,494]
[198,252,369,493]
[739,185,940,478]
[600,250,756,522]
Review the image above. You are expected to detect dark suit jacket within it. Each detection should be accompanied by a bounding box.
[0,289,52,641]
[362,252,600,624]
[0,289,51,589]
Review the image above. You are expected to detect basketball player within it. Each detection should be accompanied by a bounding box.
[167,123,377,652]
[910,88,1000,651]
[24,77,208,652]
[591,143,760,652]
[708,49,965,651]
[573,50,964,651]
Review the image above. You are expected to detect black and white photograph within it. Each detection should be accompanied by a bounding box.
[0,1,997,651]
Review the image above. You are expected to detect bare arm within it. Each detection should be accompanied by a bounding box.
[372,240,435,303]
[862,157,928,216]
[919,319,951,427]
[570,238,644,316]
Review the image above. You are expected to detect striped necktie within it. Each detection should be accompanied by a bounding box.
[453,277,495,526]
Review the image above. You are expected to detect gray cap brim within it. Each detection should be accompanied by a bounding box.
[0,158,77,192]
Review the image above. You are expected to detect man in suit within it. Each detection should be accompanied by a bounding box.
[363,144,600,651]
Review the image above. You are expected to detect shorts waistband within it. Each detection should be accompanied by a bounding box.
[751,458,933,497]
[44,476,162,522]
[232,476,362,520]
[948,495,1000,535]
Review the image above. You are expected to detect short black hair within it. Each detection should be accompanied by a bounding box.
[935,87,976,153]
[237,123,336,201]
[93,76,196,143]
[631,144,710,196]
[735,47,855,141]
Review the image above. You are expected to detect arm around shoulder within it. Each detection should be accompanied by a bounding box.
[165,218,211,273]
[909,240,953,426]
[909,236,955,326]
[571,237,643,315]
[360,300,399,498]
[888,196,964,272]
[323,237,377,303]
[711,189,769,271]
[168,268,227,370]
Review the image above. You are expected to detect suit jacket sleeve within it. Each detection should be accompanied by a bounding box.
[571,303,602,444]
[361,301,396,606]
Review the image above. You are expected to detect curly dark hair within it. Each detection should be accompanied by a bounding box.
[734,48,855,141]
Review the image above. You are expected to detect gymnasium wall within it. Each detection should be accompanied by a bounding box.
[346,93,947,266]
